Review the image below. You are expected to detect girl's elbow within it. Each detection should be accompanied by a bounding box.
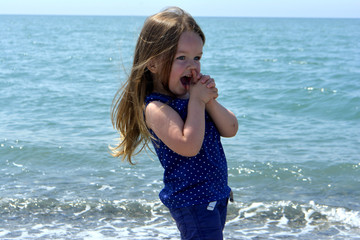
[180,146,201,157]
[233,122,239,136]
[175,144,201,157]
[222,122,238,138]
[168,136,203,157]
[182,152,199,157]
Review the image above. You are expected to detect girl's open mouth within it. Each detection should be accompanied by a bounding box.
[180,76,191,87]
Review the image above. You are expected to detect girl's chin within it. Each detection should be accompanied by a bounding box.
[174,90,189,99]
[178,92,190,99]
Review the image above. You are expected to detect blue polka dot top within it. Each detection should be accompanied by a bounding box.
[145,92,231,210]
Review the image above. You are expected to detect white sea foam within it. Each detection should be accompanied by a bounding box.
[12,162,23,168]
[1,198,359,240]
[224,200,360,239]
[39,185,56,191]
[98,185,115,191]
[74,204,91,216]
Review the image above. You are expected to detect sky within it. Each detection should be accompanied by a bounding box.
[0,0,359,18]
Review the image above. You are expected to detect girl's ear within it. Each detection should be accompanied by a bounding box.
[147,60,158,74]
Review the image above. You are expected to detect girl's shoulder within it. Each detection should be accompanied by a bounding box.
[145,92,188,119]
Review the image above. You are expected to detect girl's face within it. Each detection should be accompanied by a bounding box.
[168,31,203,98]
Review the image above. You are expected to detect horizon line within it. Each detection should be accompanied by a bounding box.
[1,13,359,20]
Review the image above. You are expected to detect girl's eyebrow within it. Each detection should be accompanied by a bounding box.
[176,50,203,55]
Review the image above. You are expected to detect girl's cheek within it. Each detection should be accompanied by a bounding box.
[175,61,186,69]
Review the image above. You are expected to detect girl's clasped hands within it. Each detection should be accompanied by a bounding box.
[189,69,218,105]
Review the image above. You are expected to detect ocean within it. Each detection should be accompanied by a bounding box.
[0,15,359,239]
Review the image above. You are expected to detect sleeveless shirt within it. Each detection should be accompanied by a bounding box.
[145,92,231,209]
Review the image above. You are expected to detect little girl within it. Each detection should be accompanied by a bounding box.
[111,7,238,240]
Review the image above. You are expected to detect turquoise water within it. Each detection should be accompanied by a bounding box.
[1,15,360,239]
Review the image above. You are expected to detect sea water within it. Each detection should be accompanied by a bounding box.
[0,15,359,239]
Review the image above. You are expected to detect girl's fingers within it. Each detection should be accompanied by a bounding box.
[200,74,210,84]
[202,78,215,88]
[211,87,218,100]
[207,78,216,88]
[199,74,215,88]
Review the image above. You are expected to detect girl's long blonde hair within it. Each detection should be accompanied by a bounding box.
[110,7,205,164]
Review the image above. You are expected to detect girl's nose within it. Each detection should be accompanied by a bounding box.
[187,60,199,71]
[191,69,201,80]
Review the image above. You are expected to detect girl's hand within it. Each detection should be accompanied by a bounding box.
[191,70,218,101]
[191,69,215,89]
[189,71,218,104]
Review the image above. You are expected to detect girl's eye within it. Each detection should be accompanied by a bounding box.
[176,56,201,61]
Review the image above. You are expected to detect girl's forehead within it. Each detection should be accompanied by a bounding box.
[176,31,204,53]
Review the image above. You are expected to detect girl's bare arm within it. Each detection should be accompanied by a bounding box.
[205,99,238,137]
[145,99,205,157]
[197,73,238,138]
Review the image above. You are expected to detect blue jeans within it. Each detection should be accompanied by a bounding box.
[169,198,229,240]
